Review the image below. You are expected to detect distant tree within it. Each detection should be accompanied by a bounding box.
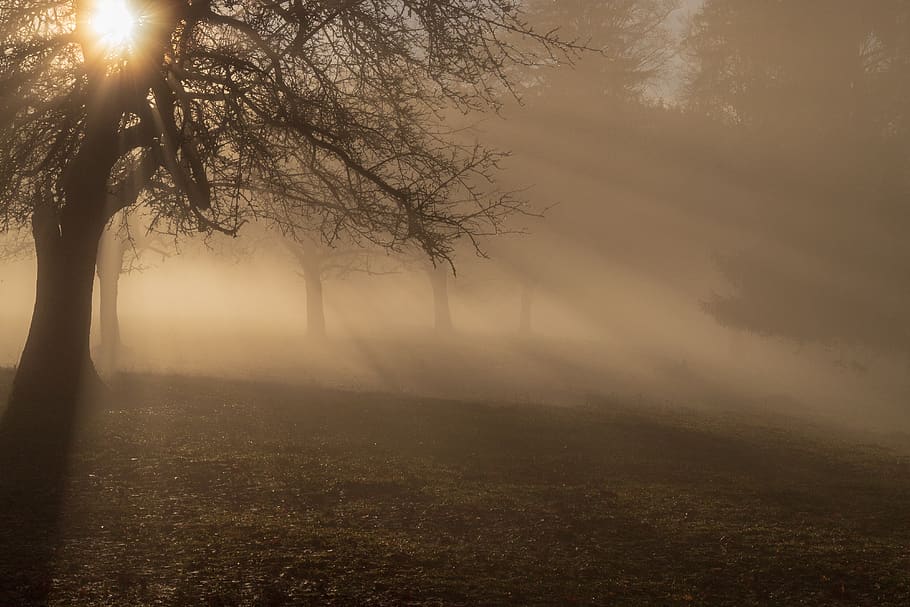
[469,1,679,339]
[281,231,396,339]
[525,0,677,102]
[95,219,130,375]
[0,1,576,403]
[381,244,459,334]
[425,262,455,334]
[685,0,910,356]
[95,211,171,375]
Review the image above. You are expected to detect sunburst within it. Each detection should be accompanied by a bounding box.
[89,0,139,53]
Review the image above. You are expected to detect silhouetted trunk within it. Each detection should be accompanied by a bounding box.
[304,266,326,338]
[429,266,453,333]
[96,230,126,375]
[288,242,328,338]
[10,205,105,405]
[1,41,139,604]
[1,203,106,605]
[10,67,124,405]
[519,282,534,335]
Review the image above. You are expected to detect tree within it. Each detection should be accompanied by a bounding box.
[373,243,458,334]
[476,1,679,338]
[525,0,676,102]
[685,0,910,356]
[95,210,171,375]
[426,262,455,334]
[281,231,396,338]
[285,237,331,339]
[0,0,572,404]
[95,217,130,375]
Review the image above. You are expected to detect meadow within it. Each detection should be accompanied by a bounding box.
[1,367,907,605]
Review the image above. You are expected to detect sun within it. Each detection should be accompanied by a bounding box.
[89,0,139,53]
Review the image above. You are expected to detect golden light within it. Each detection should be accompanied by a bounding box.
[89,0,139,53]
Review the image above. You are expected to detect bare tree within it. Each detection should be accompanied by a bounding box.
[95,211,171,375]
[524,0,677,101]
[426,262,455,334]
[479,0,678,337]
[95,219,130,375]
[281,231,396,338]
[0,1,575,403]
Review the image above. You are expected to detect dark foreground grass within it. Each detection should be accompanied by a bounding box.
[0,369,908,606]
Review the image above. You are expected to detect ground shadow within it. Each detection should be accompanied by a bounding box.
[1,369,908,605]
[0,368,84,604]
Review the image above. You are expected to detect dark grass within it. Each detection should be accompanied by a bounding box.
[0,368,908,605]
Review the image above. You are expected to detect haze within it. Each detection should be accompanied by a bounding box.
[3,0,906,432]
[1,1,909,604]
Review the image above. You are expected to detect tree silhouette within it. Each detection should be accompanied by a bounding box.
[526,0,676,101]
[685,0,910,355]
[479,0,678,338]
[95,210,172,375]
[0,1,573,403]
[280,231,397,338]
[425,261,455,334]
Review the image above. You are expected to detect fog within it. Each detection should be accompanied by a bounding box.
[4,201,906,432]
[5,2,910,603]
[3,0,910,429]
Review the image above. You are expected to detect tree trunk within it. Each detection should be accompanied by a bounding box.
[519,282,533,335]
[10,205,105,406]
[10,61,124,406]
[288,242,328,339]
[304,267,326,338]
[0,56,133,603]
[1,204,106,605]
[96,229,126,376]
[429,266,453,333]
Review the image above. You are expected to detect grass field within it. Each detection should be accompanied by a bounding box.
[0,368,908,606]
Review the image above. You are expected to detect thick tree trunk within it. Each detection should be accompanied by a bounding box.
[429,266,453,334]
[96,230,126,375]
[1,205,106,605]
[10,65,124,405]
[9,60,124,406]
[519,282,533,335]
[304,267,326,338]
[10,206,105,406]
[1,49,135,603]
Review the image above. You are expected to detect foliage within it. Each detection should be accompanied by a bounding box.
[685,0,910,353]
[525,0,678,100]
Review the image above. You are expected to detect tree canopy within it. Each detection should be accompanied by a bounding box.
[686,0,910,353]
[0,0,571,259]
[0,0,581,403]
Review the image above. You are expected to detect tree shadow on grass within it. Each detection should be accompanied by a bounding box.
[0,368,87,605]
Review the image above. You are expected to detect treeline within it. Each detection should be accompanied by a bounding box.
[491,0,910,357]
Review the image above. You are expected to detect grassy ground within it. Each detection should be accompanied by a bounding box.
[0,368,908,606]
